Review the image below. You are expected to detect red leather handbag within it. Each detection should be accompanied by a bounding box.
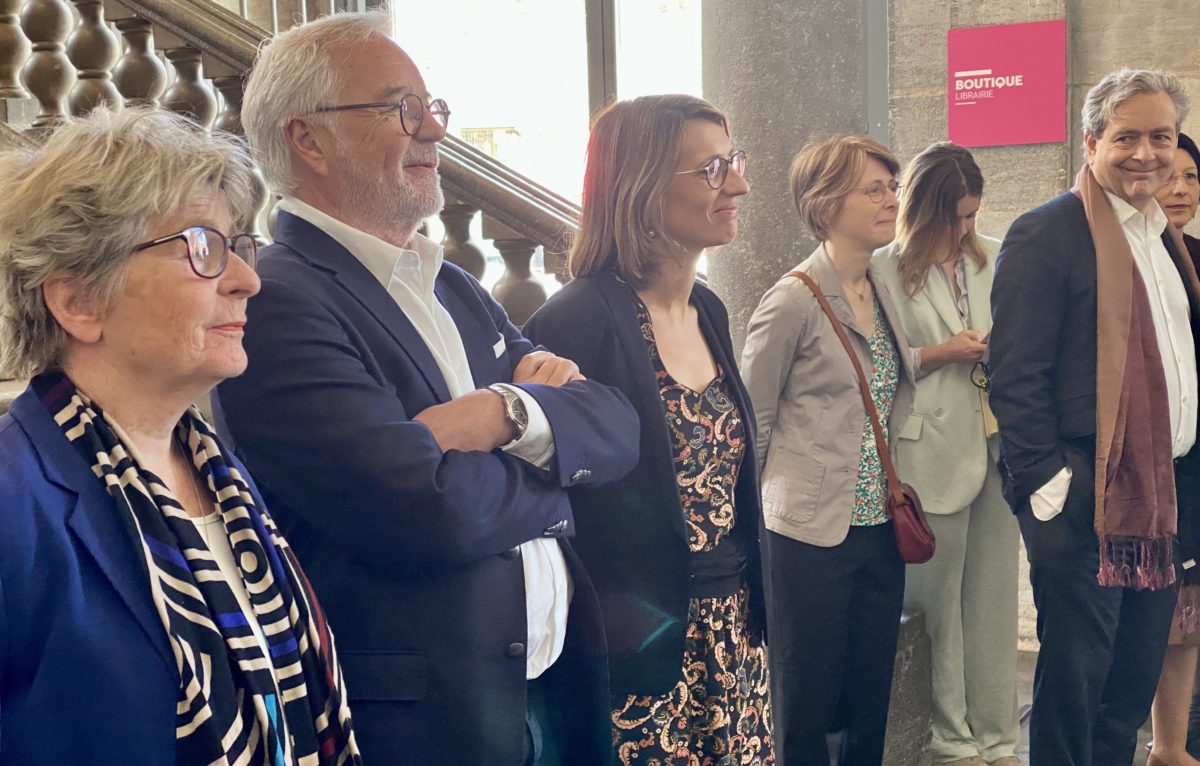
[789,270,936,564]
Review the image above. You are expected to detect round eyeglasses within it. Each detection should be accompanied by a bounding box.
[856,179,903,203]
[132,226,257,278]
[675,150,748,190]
[970,361,990,392]
[314,93,451,136]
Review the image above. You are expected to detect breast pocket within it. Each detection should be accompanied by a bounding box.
[762,445,827,525]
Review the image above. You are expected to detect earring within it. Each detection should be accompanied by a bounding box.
[647,229,657,239]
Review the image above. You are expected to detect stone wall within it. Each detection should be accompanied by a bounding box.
[890,0,1200,244]
[703,0,869,352]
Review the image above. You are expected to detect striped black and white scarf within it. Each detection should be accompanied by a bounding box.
[36,372,361,766]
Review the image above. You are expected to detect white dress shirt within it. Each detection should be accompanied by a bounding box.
[1031,194,1198,520]
[275,197,573,679]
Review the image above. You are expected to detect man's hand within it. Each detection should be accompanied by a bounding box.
[414,389,516,453]
[921,329,988,372]
[512,350,585,387]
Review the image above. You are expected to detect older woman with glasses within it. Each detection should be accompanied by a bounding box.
[742,133,916,766]
[1148,131,1200,766]
[872,142,1020,766]
[0,109,360,765]
[524,94,771,765]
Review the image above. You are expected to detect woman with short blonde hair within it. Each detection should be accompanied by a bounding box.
[743,133,916,765]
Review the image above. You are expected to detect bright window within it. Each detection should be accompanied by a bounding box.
[396,0,591,204]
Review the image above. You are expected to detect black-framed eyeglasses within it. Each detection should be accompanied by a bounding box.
[970,361,990,392]
[675,149,747,190]
[857,179,903,203]
[132,226,257,279]
[313,93,451,136]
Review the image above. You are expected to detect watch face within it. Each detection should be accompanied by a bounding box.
[510,395,529,428]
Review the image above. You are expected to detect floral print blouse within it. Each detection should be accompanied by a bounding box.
[851,295,899,526]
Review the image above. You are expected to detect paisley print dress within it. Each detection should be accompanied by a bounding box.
[610,292,774,766]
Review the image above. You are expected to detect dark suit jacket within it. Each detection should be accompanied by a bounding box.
[0,386,266,765]
[990,192,1200,524]
[214,212,639,765]
[523,271,766,696]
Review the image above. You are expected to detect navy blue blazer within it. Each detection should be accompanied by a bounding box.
[214,212,639,765]
[523,272,766,696]
[0,385,267,765]
[990,191,1200,517]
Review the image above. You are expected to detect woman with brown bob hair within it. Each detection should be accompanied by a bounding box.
[524,94,771,764]
[742,133,917,765]
[873,142,1021,766]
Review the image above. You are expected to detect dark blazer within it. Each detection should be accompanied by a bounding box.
[990,192,1200,519]
[523,271,765,696]
[0,386,264,765]
[214,212,639,766]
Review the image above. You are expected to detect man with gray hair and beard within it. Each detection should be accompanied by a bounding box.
[990,67,1200,765]
[214,11,638,765]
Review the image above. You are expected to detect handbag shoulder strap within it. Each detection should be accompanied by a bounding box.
[787,270,903,505]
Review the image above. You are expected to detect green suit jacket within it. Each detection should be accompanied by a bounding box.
[871,235,1001,516]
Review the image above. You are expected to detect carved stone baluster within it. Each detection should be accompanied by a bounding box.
[161,47,215,128]
[19,0,74,130]
[244,167,270,244]
[0,0,31,98]
[491,238,547,328]
[211,74,244,134]
[66,0,120,115]
[111,18,165,107]
[440,203,487,281]
[543,249,569,284]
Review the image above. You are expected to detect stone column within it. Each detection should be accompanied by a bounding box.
[702,0,871,352]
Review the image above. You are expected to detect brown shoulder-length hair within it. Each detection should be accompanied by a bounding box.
[788,133,900,240]
[895,142,986,298]
[568,94,728,287]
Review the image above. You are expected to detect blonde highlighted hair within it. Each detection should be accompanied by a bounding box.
[788,133,899,240]
[0,107,259,378]
[569,94,728,287]
[895,142,987,298]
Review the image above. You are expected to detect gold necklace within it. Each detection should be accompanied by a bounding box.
[844,279,871,302]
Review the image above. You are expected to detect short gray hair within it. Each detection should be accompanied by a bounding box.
[242,10,394,195]
[0,108,258,378]
[1081,67,1190,138]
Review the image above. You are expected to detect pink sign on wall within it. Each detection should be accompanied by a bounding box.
[947,19,1066,148]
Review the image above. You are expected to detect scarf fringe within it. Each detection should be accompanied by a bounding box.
[1096,534,1177,590]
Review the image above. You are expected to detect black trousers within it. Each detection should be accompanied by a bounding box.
[1190,660,1200,757]
[1019,503,1176,766]
[765,523,905,766]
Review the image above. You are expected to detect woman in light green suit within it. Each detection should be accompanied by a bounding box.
[872,142,1020,766]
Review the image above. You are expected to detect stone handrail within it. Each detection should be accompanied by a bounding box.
[114,0,581,251]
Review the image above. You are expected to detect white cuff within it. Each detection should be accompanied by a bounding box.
[495,383,555,469]
[1030,465,1072,521]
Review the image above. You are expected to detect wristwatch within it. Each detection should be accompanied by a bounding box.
[488,384,529,440]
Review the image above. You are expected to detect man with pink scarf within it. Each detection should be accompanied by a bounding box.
[989,68,1200,766]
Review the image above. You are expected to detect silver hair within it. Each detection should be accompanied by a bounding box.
[241,10,394,195]
[1081,67,1190,138]
[0,107,259,378]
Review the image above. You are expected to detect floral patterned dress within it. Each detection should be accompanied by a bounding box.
[850,295,899,526]
[610,292,774,766]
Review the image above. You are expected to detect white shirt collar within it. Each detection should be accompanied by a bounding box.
[1103,189,1168,237]
[275,196,444,297]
